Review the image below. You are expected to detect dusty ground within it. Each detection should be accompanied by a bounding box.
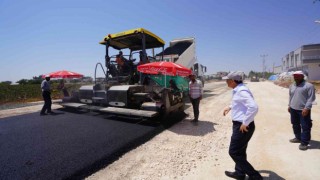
[87,81,320,180]
[0,102,61,119]
[1,81,319,180]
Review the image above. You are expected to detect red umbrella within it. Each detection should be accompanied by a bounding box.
[137,62,192,76]
[42,70,84,79]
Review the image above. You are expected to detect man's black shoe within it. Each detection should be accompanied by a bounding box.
[289,138,301,143]
[40,113,47,116]
[225,171,245,180]
[299,143,308,151]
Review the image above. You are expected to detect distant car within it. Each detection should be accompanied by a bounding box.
[250,76,259,82]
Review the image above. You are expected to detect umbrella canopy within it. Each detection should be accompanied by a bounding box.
[137,62,192,76]
[42,70,84,79]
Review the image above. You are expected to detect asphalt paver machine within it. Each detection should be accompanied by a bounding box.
[60,28,185,120]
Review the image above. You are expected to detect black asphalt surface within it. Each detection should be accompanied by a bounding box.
[0,110,168,180]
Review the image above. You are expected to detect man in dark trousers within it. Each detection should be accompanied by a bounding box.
[288,71,316,150]
[40,75,53,115]
[188,74,203,122]
[222,71,263,180]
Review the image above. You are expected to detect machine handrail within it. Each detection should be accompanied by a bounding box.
[94,62,107,85]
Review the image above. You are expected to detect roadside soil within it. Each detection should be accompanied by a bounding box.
[1,81,319,179]
[0,100,61,118]
[87,81,320,180]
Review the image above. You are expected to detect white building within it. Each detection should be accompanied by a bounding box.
[282,44,320,80]
[273,65,282,74]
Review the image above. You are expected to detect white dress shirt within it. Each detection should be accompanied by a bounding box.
[41,80,51,92]
[230,84,258,126]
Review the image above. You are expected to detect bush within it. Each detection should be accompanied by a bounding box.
[0,83,83,104]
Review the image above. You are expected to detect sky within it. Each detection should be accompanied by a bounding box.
[0,0,320,83]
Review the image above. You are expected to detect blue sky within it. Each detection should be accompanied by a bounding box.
[0,0,319,82]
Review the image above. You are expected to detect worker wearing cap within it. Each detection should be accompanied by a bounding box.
[288,71,316,151]
[40,75,53,115]
[188,74,203,122]
[222,71,263,180]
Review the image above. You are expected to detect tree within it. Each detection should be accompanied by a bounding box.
[16,79,28,85]
[0,81,12,85]
[14,76,43,85]
[28,79,42,84]
[33,75,43,80]
[248,70,275,79]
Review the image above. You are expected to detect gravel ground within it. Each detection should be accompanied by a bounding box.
[87,81,320,180]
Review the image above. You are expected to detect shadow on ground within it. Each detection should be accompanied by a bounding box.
[169,118,217,136]
[309,140,320,150]
[258,170,285,180]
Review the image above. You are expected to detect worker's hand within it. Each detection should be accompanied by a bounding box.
[240,124,248,133]
[223,107,231,116]
[302,108,310,117]
[288,107,290,113]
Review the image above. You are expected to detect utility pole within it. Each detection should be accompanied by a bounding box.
[273,62,275,73]
[260,54,268,79]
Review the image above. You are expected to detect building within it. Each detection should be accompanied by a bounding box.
[282,44,320,80]
[216,71,229,78]
[273,65,282,74]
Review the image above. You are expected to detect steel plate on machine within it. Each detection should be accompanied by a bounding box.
[60,103,87,108]
[100,107,158,117]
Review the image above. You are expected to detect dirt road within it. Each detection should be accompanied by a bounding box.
[1,81,319,179]
[87,81,320,180]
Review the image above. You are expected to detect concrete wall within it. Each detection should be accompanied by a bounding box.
[274,65,282,74]
[306,63,320,81]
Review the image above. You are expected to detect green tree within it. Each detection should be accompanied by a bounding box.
[0,81,12,85]
[16,79,28,85]
[33,75,43,80]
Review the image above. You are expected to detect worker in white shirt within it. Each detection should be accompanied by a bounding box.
[188,74,203,122]
[222,71,263,180]
[40,75,53,115]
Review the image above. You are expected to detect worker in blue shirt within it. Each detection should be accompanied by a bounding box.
[288,71,316,151]
[40,75,53,115]
[222,71,263,180]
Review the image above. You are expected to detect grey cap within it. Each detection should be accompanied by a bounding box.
[222,71,243,81]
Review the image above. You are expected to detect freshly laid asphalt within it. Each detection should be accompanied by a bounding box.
[0,110,168,180]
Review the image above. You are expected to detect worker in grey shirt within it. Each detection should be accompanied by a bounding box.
[288,71,316,151]
[40,75,53,115]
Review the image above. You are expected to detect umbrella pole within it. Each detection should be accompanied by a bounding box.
[165,73,166,88]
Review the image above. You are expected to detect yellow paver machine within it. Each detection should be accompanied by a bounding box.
[60,28,185,121]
